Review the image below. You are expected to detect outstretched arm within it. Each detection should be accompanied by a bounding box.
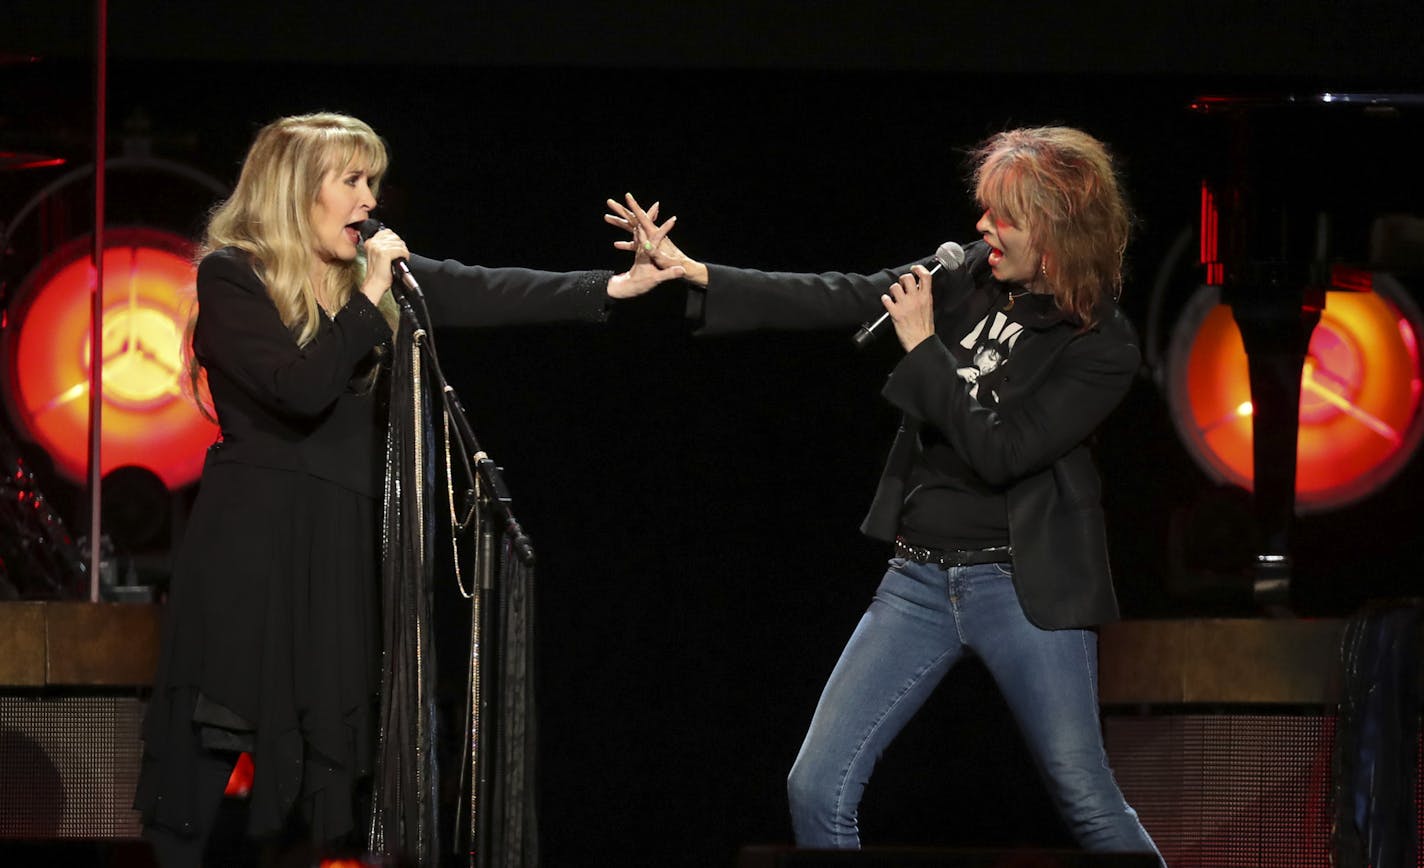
[605,192,974,335]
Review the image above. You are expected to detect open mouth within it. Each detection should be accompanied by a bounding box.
[987,245,1004,266]
[344,221,365,245]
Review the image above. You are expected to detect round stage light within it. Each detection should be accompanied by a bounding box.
[2,227,217,489]
[1166,277,1424,513]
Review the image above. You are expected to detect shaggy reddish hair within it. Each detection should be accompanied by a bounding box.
[972,127,1131,327]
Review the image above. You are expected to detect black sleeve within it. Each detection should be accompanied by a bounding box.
[409,255,614,328]
[695,263,904,334]
[881,315,1140,486]
[693,241,986,335]
[193,250,391,419]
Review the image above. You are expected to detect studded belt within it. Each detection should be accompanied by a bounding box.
[894,536,1013,567]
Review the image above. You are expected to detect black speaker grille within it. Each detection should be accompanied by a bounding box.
[0,695,145,839]
[1105,714,1335,867]
[1109,712,1424,867]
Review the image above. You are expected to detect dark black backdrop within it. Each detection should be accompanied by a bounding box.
[3,3,1424,865]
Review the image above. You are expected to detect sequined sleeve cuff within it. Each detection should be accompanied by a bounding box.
[579,269,616,323]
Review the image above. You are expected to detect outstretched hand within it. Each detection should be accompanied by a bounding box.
[606,193,709,287]
[605,195,686,299]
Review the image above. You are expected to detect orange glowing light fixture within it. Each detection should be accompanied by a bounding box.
[1166,276,1424,512]
[2,228,217,489]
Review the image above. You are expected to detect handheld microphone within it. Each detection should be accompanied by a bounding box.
[852,241,966,348]
[356,218,422,297]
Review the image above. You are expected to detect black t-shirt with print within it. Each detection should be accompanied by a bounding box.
[897,288,1060,551]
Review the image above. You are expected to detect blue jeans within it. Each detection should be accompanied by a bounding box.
[787,558,1163,864]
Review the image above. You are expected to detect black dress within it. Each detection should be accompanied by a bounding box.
[136,247,611,853]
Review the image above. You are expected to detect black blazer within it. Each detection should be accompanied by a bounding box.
[697,241,1138,629]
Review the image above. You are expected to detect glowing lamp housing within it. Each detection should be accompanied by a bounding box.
[2,228,218,490]
[1166,276,1424,513]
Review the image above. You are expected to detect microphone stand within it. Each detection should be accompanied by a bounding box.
[385,276,536,868]
[393,285,535,566]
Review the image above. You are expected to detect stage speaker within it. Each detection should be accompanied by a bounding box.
[0,693,146,839]
[0,601,160,841]
[1098,618,1424,868]
[1104,713,1335,867]
[737,847,1160,867]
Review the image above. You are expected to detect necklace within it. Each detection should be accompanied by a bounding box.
[1002,289,1031,311]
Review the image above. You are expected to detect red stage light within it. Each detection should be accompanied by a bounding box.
[2,227,217,490]
[1166,276,1424,512]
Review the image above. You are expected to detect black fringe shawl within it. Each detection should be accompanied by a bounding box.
[368,311,542,868]
[370,316,440,866]
[481,536,539,868]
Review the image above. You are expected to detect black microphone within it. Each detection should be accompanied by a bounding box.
[356,218,422,297]
[852,241,966,348]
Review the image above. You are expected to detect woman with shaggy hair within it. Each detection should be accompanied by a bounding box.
[610,126,1163,863]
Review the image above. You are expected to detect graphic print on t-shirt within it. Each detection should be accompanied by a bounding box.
[955,309,1024,404]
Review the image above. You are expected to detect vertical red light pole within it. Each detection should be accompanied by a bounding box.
[88,0,108,601]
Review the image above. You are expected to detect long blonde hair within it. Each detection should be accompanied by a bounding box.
[188,113,400,413]
[972,127,1131,328]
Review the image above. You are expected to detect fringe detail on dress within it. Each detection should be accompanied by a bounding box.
[482,536,539,868]
[370,314,440,866]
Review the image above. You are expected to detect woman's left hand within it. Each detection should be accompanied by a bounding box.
[883,264,937,352]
